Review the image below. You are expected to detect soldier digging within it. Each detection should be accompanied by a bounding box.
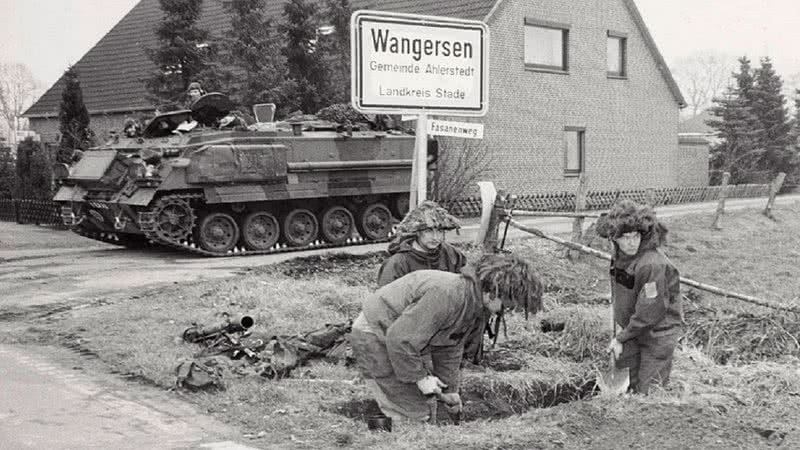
[350,253,544,424]
[596,200,684,394]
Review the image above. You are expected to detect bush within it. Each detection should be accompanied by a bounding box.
[15,137,53,200]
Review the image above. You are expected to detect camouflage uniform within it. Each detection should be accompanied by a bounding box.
[377,201,465,287]
[352,255,544,423]
[597,201,683,394]
[351,268,484,421]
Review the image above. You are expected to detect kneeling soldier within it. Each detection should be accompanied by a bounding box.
[351,254,543,423]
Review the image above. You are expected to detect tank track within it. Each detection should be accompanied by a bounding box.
[137,193,393,257]
[71,224,155,248]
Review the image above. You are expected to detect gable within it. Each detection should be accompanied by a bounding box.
[485,0,685,107]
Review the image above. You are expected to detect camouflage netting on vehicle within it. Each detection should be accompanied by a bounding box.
[395,200,460,235]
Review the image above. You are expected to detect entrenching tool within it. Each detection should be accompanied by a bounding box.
[426,392,463,425]
[598,303,630,395]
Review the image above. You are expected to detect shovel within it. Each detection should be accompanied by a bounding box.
[598,304,630,395]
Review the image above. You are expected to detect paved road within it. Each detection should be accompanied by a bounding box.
[0,193,798,449]
[0,344,259,449]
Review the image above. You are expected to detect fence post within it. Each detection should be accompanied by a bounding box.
[711,172,730,230]
[482,190,507,254]
[13,199,21,224]
[763,172,786,220]
[645,188,656,207]
[565,174,588,259]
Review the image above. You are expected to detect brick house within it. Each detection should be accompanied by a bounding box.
[25,0,702,193]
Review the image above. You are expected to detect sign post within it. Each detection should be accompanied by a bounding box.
[413,114,428,207]
[351,10,489,208]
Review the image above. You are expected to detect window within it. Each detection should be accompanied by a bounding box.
[524,18,570,72]
[607,31,627,77]
[564,127,585,175]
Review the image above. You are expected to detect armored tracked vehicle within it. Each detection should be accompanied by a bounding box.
[53,94,425,256]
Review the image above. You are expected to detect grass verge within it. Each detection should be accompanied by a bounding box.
[11,204,800,449]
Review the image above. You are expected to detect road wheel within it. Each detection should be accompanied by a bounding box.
[319,206,355,244]
[282,208,318,247]
[356,203,393,240]
[240,211,280,250]
[196,212,240,254]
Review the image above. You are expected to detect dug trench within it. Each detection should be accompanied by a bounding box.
[329,360,598,424]
[328,289,800,427]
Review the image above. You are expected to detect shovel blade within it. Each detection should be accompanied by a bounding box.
[598,366,630,395]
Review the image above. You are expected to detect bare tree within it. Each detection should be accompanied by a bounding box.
[0,63,38,147]
[431,136,494,204]
[671,52,735,118]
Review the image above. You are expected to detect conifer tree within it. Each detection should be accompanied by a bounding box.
[57,67,91,165]
[793,90,800,140]
[279,0,331,114]
[219,0,294,114]
[750,57,795,178]
[145,0,217,108]
[706,57,762,184]
[316,0,352,105]
[15,137,52,200]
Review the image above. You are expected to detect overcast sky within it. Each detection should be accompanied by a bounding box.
[1,0,799,90]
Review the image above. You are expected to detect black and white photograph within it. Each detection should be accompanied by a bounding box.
[1,0,799,448]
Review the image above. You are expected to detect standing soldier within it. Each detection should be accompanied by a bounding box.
[596,200,683,394]
[377,200,466,287]
[350,254,543,424]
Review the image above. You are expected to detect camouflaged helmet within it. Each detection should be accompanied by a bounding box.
[396,200,460,235]
[595,199,668,247]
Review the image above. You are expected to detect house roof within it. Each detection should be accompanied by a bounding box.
[26,0,683,117]
[679,109,715,134]
[25,0,230,118]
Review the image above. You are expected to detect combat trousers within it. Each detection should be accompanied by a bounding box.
[620,328,680,394]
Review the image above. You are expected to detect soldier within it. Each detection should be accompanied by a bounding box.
[596,200,683,394]
[122,118,142,138]
[377,200,466,287]
[350,254,543,424]
[185,81,205,108]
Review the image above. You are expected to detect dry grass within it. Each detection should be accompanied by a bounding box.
[21,204,800,448]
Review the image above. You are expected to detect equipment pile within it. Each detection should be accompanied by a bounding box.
[175,312,353,391]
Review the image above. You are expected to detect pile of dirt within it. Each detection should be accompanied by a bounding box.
[261,252,386,286]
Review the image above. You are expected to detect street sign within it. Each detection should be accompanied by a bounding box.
[427,119,484,139]
[351,10,489,116]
